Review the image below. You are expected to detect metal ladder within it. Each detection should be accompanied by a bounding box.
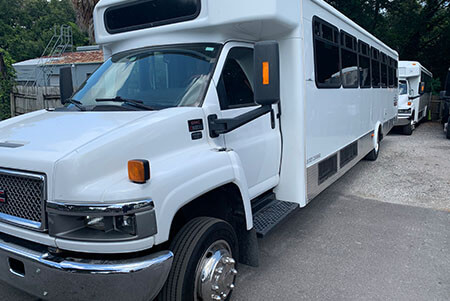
[26,25,73,87]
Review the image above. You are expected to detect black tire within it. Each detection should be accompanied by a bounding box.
[403,121,413,135]
[365,130,380,161]
[446,117,450,140]
[158,217,238,301]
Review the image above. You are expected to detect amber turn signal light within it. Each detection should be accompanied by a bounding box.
[128,160,150,184]
[262,62,270,85]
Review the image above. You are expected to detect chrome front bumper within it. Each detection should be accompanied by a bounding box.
[394,114,412,126]
[0,233,173,300]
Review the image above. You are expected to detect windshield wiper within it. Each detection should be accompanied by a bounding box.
[68,99,86,111]
[96,96,156,111]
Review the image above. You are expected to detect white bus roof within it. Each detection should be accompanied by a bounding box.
[399,61,432,78]
[94,0,397,58]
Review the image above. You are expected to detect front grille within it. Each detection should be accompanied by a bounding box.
[0,169,46,229]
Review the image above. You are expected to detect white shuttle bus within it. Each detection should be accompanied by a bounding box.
[0,0,398,300]
[396,61,433,135]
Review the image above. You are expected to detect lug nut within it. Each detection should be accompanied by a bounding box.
[211,294,222,301]
[212,284,220,291]
[222,293,228,299]
[229,284,235,289]
[216,267,224,274]
[231,268,238,275]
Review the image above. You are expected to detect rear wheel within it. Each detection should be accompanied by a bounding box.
[446,117,450,140]
[365,129,380,161]
[159,217,239,301]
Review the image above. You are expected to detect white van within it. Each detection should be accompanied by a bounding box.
[396,61,433,135]
[0,0,398,300]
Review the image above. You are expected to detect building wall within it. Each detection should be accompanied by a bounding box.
[14,63,102,89]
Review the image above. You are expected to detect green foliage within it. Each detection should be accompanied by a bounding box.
[0,0,88,120]
[431,78,442,95]
[0,0,89,63]
[0,49,14,120]
[325,0,450,89]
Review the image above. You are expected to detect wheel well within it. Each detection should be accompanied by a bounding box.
[169,183,245,242]
[168,183,259,267]
[378,125,383,141]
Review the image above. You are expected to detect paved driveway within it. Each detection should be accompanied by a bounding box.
[1,122,449,300]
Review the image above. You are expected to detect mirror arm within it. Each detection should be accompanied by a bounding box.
[409,95,421,100]
[208,105,272,138]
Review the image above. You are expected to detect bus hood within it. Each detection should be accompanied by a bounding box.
[0,110,154,171]
[0,107,205,203]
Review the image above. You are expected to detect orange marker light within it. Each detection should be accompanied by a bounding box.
[262,62,270,85]
[128,160,150,184]
[408,102,412,106]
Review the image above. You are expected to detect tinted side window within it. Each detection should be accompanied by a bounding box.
[359,41,371,88]
[381,53,388,88]
[313,17,341,88]
[217,48,255,110]
[105,0,201,34]
[394,60,398,87]
[340,31,358,88]
[371,48,381,88]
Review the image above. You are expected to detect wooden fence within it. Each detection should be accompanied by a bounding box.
[430,95,444,121]
[10,86,63,117]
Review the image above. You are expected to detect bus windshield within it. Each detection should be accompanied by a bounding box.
[399,81,408,95]
[71,44,220,111]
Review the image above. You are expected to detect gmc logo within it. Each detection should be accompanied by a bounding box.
[0,190,6,205]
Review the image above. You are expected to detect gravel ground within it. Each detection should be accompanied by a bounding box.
[326,121,450,211]
[233,121,450,301]
[1,122,449,300]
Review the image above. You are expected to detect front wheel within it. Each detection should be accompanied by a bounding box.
[403,119,414,135]
[159,217,239,301]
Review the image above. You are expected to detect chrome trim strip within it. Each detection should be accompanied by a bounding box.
[47,199,154,216]
[0,213,41,229]
[0,168,45,181]
[0,168,47,231]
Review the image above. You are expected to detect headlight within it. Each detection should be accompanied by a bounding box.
[47,200,156,241]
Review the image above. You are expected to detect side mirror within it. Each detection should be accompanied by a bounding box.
[59,67,73,105]
[254,41,280,106]
[419,82,425,95]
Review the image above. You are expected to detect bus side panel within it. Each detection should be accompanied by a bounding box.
[302,0,397,202]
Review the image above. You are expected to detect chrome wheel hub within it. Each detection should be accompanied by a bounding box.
[195,240,237,301]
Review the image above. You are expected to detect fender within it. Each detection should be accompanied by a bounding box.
[154,149,252,245]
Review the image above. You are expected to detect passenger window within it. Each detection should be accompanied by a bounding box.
[371,48,381,88]
[388,57,395,88]
[313,17,341,88]
[394,60,398,88]
[381,53,388,88]
[340,31,358,88]
[359,41,371,88]
[217,47,255,110]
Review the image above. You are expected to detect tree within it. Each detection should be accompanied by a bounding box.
[0,0,89,62]
[325,0,450,89]
[71,0,100,42]
[0,49,14,120]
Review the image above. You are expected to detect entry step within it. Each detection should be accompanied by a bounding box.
[253,199,299,238]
